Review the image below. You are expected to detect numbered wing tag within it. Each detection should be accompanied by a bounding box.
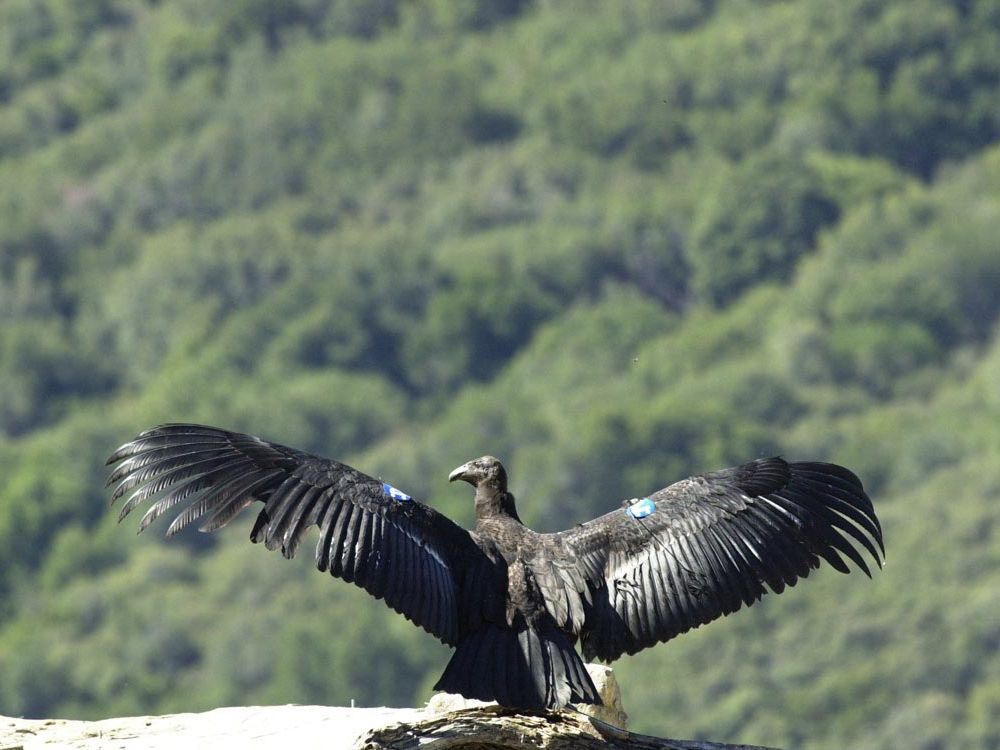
[383,483,413,502]
[625,497,656,519]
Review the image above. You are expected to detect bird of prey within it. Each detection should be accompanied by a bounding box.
[107,423,884,710]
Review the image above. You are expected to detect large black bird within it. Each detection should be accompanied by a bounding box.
[107,424,883,710]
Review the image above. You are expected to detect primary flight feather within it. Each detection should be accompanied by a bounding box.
[107,423,884,710]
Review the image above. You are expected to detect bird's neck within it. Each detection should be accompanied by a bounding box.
[474,481,522,525]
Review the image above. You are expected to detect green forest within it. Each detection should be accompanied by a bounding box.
[1,0,999,747]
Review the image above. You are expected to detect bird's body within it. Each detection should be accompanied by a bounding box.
[106,424,884,710]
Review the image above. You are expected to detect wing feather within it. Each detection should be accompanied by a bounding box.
[105,427,232,463]
[339,502,362,582]
[708,524,758,607]
[139,460,257,533]
[556,457,883,662]
[165,466,260,537]
[263,481,312,551]
[279,486,323,557]
[107,443,234,489]
[697,530,736,613]
[663,548,691,634]
[325,498,353,577]
[199,470,283,533]
[315,494,342,573]
[108,423,475,646]
[382,521,405,606]
[791,476,885,554]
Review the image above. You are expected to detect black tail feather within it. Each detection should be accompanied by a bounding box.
[434,619,600,710]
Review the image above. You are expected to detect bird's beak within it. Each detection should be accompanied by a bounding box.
[449,462,473,483]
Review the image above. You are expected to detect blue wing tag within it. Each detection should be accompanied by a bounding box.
[382,483,412,502]
[626,497,656,519]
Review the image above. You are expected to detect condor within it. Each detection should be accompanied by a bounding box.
[107,424,883,710]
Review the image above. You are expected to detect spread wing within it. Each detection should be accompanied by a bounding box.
[557,457,884,662]
[106,423,477,646]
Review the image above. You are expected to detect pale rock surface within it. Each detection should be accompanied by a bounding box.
[0,705,423,750]
[1,670,777,750]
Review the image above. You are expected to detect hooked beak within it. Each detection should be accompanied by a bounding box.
[449,462,474,484]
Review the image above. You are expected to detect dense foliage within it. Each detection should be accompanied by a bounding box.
[2,1,1000,747]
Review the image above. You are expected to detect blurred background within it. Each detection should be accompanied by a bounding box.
[1,0,999,747]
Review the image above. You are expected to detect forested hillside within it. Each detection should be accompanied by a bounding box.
[2,1,999,748]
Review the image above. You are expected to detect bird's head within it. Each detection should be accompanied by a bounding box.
[448,455,507,489]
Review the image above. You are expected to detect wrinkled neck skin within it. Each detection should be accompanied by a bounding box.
[474,480,522,526]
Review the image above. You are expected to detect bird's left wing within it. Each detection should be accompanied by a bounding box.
[107,424,477,646]
[554,457,884,662]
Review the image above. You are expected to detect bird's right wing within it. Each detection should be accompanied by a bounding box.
[555,457,884,662]
[107,424,481,646]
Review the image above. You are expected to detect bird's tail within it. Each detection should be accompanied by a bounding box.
[434,618,600,710]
